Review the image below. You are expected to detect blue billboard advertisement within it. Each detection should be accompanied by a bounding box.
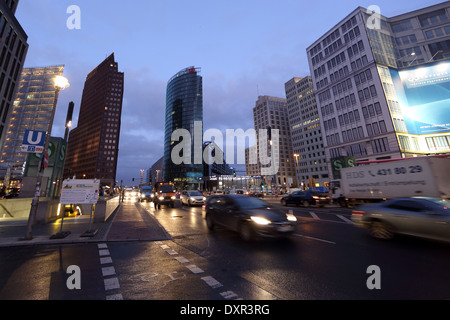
[389,59,450,135]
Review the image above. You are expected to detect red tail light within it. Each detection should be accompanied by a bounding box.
[352,210,365,216]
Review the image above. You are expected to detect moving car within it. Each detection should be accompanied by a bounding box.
[351,197,450,242]
[280,190,329,207]
[139,186,154,202]
[124,188,138,200]
[154,182,176,209]
[204,195,297,241]
[225,189,245,195]
[181,190,206,206]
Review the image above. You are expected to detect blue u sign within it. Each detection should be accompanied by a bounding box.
[23,130,46,146]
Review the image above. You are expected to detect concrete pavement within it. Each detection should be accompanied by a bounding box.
[0,200,170,248]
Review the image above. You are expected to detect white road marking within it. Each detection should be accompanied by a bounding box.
[337,214,354,224]
[160,244,170,250]
[106,293,123,300]
[100,256,113,265]
[98,243,108,249]
[185,264,204,274]
[174,256,190,264]
[201,276,223,289]
[104,277,120,291]
[309,211,320,220]
[294,233,336,244]
[166,249,178,255]
[99,249,110,256]
[102,266,116,277]
[220,291,239,299]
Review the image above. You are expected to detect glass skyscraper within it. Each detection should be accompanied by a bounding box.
[163,66,203,189]
[0,65,64,183]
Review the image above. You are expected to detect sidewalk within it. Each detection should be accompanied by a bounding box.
[0,201,169,248]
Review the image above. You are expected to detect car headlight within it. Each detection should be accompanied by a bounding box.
[190,197,195,201]
[250,216,271,225]
[286,214,297,222]
[158,196,164,200]
[151,194,154,198]
[203,197,206,201]
[171,196,176,200]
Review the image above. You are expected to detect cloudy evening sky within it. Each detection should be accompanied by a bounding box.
[15,0,442,185]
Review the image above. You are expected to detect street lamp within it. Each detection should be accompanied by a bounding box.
[24,75,69,240]
[427,50,443,62]
[396,52,415,67]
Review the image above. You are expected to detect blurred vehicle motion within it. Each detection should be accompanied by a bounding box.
[124,188,138,199]
[139,185,154,202]
[280,190,330,207]
[204,194,297,241]
[352,197,450,242]
[180,190,206,206]
[332,156,450,208]
[154,182,176,209]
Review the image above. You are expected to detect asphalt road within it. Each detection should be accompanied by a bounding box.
[1,198,450,302]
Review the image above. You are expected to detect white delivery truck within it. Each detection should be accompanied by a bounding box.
[333,156,450,207]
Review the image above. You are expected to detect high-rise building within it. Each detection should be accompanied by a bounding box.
[0,65,64,183]
[285,76,328,190]
[0,0,28,152]
[251,95,297,190]
[64,53,124,187]
[306,2,450,181]
[163,66,203,189]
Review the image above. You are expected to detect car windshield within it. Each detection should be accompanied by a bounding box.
[189,191,202,196]
[233,197,269,209]
[160,186,174,193]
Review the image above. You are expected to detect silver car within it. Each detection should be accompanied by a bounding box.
[352,197,450,242]
[180,190,206,206]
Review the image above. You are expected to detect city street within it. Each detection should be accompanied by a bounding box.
[1,198,450,301]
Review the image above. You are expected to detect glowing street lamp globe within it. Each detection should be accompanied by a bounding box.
[54,75,70,90]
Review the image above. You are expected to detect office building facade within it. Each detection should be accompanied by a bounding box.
[285,76,328,190]
[306,2,450,181]
[0,65,64,183]
[163,66,203,189]
[0,0,28,158]
[64,53,124,187]
[251,95,297,190]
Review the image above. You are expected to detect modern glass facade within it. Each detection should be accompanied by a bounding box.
[163,66,203,188]
[0,65,64,183]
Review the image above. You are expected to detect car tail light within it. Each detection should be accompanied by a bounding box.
[352,210,365,216]
[313,196,319,199]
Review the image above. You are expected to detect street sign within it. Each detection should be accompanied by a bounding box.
[21,130,46,153]
[60,179,100,205]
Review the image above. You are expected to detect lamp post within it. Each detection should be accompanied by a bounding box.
[293,153,299,187]
[24,75,69,240]
[427,50,443,62]
[396,52,415,67]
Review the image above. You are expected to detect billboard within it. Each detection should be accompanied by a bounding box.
[389,60,450,135]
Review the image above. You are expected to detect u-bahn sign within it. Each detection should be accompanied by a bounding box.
[21,130,46,153]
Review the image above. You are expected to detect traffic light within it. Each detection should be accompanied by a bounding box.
[233,169,236,177]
